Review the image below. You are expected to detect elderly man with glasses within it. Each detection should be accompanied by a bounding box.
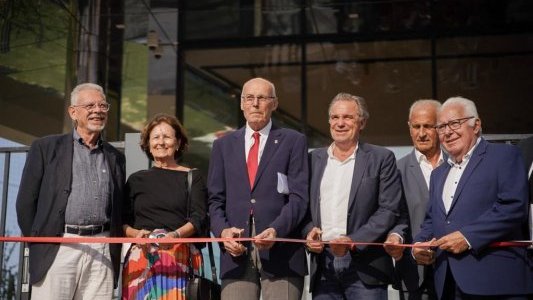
[208,77,309,300]
[16,83,125,299]
[412,97,533,299]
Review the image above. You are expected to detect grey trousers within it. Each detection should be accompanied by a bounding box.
[221,257,304,300]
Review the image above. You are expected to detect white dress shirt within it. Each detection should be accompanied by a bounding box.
[442,138,481,213]
[415,149,444,188]
[320,143,357,241]
[244,120,272,163]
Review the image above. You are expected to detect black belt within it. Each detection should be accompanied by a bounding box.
[65,223,110,236]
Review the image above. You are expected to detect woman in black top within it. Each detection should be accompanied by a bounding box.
[122,113,207,299]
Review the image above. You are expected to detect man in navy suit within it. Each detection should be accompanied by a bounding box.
[208,77,309,299]
[413,97,533,299]
[385,99,444,300]
[304,93,403,299]
[16,83,125,299]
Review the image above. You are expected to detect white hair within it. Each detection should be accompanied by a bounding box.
[70,83,106,105]
[440,96,479,127]
[408,99,441,119]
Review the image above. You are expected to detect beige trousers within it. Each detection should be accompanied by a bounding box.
[30,232,113,300]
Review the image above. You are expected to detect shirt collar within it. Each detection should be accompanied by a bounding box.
[447,137,481,167]
[245,119,272,140]
[327,142,358,162]
[415,149,444,166]
[73,130,103,148]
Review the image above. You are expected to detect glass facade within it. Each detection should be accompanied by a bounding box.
[179,0,533,157]
[2,0,532,150]
[0,1,532,164]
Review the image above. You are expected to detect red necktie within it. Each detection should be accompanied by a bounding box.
[247,132,260,188]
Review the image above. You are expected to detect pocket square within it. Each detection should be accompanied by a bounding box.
[277,172,290,194]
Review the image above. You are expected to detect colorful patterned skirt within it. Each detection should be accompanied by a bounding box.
[122,242,202,300]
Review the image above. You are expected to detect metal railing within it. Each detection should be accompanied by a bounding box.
[0,146,29,300]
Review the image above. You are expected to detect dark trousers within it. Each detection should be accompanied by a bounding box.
[406,266,437,300]
[313,248,387,300]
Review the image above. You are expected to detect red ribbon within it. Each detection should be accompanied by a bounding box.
[0,236,531,248]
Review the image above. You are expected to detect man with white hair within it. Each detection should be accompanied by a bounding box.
[16,83,126,299]
[386,99,444,300]
[412,97,533,299]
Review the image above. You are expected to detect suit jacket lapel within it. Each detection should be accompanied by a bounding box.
[408,151,429,197]
[57,133,74,208]
[312,149,328,226]
[232,127,250,191]
[348,143,368,211]
[103,142,117,176]
[448,139,487,214]
[253,125,281,190]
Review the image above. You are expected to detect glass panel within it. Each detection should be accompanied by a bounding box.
[182,69,240,172]
[121,1,150,133]
[436,33,533,134]
[184,0,301,40]
[0,138,26,299]
[306,0,431,34]
[434,0,533,31]
[306,40,433,147]
[184,45,302,169]
[121,41,149,132]
[186,46,302,122]
[436,55,533,134]
[0,2,68,140]
[436,34,533,56]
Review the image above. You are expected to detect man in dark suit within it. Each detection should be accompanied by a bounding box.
[413,97,533,299]
[385,99,444,300]
[208,77,309,299]
[304,93,403,299]
[16,83,125,299]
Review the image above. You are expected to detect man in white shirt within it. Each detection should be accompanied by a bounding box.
[303,93,403,299]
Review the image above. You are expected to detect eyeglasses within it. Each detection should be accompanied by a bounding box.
[241,94,275,104]
[72,102,111,112]
[434,116,474,134]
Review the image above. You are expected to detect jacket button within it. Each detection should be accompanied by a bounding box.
[446,221,451,224]
[251,199,256,204]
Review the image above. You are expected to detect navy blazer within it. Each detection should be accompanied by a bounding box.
[16,133,126,285]
[415,138,533,297]
[304,142,403,290]
[208,124,309,279]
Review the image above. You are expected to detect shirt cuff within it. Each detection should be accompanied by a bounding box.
[388,232,404,244]
[464,236,472,249]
